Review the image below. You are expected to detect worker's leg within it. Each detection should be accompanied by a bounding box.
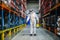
[34,21,36,34]
[30,22,33,35]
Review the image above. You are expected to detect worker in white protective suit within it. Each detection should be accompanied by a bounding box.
[26,10,39,36]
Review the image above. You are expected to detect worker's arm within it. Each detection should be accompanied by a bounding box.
[36,14,39,20]
[26,14,30,22]
[35,14,39,23]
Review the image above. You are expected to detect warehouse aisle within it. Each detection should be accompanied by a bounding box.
[12,25,59,40]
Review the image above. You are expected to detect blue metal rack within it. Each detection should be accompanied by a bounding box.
[8,11,10,28]
[0,2,26,30]
[2,9,4,30]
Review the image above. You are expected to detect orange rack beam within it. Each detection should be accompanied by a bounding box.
[42,3,60,17]
[50,3,60,11]
[0,3,20,16]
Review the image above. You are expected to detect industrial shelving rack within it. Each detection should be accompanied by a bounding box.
[40,0,60,35]
[0,0,27,30]
[0,0,27,40]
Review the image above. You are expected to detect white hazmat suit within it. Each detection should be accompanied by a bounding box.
[26,11,39,35]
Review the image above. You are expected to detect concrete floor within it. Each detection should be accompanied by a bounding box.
[12,26,60,40]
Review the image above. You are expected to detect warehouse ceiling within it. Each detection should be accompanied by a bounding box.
[27,0,39,3]
[26,0,39,14]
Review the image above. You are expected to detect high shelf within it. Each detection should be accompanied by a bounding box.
[0,0,27,30]
[40,0,60,35]
[0,0,27,40]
